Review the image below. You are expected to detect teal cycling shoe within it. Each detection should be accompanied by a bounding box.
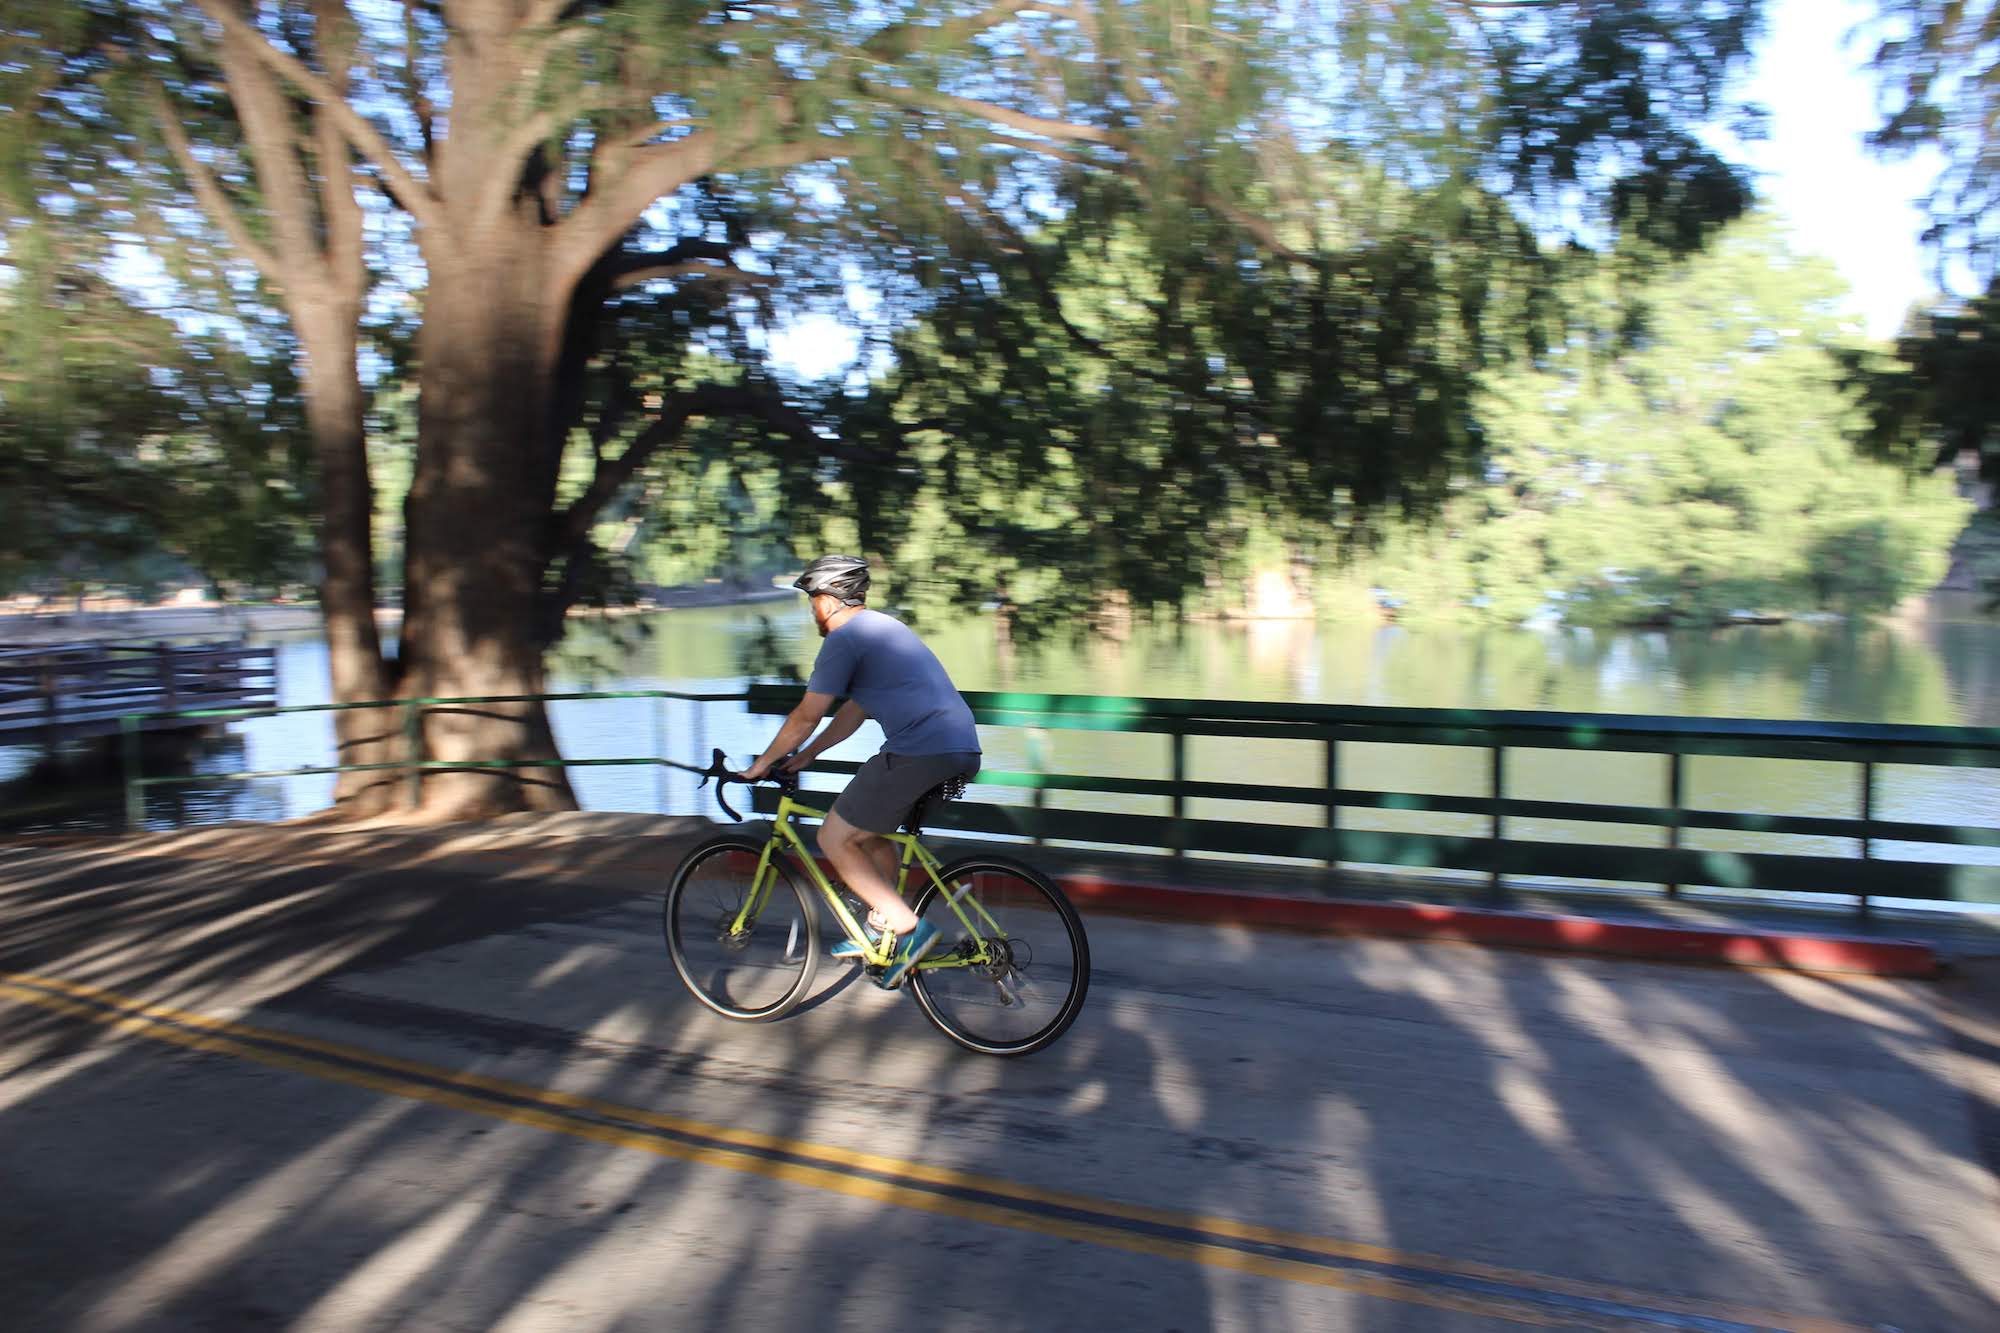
[831,909,889,959]
[874,919,943,990]
[829,927,881,960]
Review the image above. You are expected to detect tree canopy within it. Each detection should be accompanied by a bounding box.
[0,221,311,599]
[1369,217,1969,626]
[1866,0,2000,287]
[1858,1,1999,493]
[0,0,1777,814]
[670,213,1966,630]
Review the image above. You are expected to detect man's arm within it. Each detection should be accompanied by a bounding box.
[780,699,868,771]
[743,692,837,780]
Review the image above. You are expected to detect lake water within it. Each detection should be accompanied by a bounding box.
[7,600,1998,907]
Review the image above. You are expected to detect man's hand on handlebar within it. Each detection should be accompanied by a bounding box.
[690,748,801,821]
[744,752,812,782]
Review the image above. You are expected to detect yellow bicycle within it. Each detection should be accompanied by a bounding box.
[662,750,1090,1056]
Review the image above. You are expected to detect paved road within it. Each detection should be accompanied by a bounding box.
[2,821,1996,1332]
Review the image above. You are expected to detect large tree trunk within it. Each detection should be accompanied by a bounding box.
[396,121,578,816]
[379,4,581,820]
[296,299,402,817]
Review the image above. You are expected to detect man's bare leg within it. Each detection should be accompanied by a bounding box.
[820,810,920,935]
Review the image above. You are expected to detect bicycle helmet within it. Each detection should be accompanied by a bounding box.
[792,554,870,606]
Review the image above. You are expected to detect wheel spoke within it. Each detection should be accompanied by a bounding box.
[909,859,1089,1056]
[664,840,818,1021]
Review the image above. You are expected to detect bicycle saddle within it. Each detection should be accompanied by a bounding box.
[903,775,970,834]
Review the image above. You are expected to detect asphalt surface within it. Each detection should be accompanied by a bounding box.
[3,818,1997,1332]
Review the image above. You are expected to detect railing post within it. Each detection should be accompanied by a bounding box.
[39,664,58,749]
[122,713,143,831]
[1323,735,1340,870]
[1028,728,1049,848]
[403,700,422,811]
[695,696,707,781]
[1665,751,1683,900]
[1488,744,1506,896]
[156,642,177,713]
[1169,728,1187,859]
[652,694,668,816]
[1858,760,1874,921]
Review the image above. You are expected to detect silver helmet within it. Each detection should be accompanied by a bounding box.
[792,554,869,606]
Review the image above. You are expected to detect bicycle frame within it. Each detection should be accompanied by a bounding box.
[733,790,1009,970]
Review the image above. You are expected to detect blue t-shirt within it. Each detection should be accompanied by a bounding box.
[806,610,981,756]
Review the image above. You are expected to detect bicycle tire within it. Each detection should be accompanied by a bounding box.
[908,855,1090,1057]
[664,833,820,1021]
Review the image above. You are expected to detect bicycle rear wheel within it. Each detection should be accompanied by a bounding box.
[908,856,1089,1056]
[664,835,820,1021]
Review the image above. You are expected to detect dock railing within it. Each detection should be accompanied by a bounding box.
[0,642,276,744]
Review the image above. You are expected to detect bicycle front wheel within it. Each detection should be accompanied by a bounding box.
[663,835,820,1021]
[909,856,1089,1057]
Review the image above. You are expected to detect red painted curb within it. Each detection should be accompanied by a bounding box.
[1056,874,1943,980]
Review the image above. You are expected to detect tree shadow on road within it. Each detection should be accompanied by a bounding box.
[2,828,1996,1331]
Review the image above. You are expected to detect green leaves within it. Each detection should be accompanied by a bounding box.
[782,211,1970,632]
[1864,0,2000,284]
[1452,217,1967,625]
[0,227,313,596]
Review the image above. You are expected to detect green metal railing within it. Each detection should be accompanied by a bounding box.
[745,687,2000,914]
[118,685,2000,915]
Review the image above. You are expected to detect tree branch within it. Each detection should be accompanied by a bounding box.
[624,118,699,148]
[191,0,450,242]
[611,262,775,292]
[891,88,1122,146]
[924,165,1267,426]
[973,96,1316,268]
[212,19,324,279]
[601,238,735,284]
[557,131,721,290]
[1198,190,1322,268]
[729,133,849,173]
[579,240,772,299]
[483,99,599,222]
[862,0,1062,60]
[981,131,1115,170]
[153,86,285,285]
[315,0,366,303]
[478,20,613,214]
[400,0,437,166]
[556,128,843,294]
[520,0,587,30]
[557,383,888,545]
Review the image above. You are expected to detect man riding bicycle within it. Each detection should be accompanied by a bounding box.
[742,555,982,987]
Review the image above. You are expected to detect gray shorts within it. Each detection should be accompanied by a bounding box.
[831,750,981,835]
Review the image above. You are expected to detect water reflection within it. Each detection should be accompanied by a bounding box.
[0,730,291,835]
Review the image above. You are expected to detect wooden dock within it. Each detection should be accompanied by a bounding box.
[0,642,278,746]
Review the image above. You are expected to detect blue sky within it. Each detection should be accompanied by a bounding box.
[1739,0,1942,338]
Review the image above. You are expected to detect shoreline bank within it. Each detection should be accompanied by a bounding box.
[0,585,798,646]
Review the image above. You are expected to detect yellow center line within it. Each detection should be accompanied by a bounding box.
[0,970,1867,1333]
